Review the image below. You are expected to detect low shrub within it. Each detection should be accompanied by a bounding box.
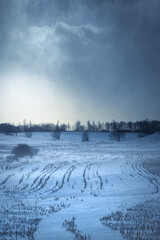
[12,144,37,158]
[25,132,32,138]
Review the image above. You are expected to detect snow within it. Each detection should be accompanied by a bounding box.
[0,132,160,240]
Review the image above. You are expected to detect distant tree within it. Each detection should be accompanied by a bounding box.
[97,121,102,132]
[127,121,132,132]
[60,123,67,132]
[23,118,27,132]
[52,131,60,140]
[52,123,61,140]
[82,131,89,142]
[11,125,18,135]
[23,120,32,137]
[110,130,125,142]
[101,122,105,131]
[150,120,160,133]
[109,122,125,142]
[67,123,71,131]
[0,119,160,134]
[87,120,93,132]
[0,123,14,135]
[92,121,96,132]
[74,121,81,131]
[104,122,110,132]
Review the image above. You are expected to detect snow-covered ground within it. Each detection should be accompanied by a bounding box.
[0,132,160,240]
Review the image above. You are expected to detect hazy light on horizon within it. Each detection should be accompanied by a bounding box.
[0,72,76,124]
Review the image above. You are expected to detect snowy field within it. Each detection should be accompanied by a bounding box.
[0,132,160,240]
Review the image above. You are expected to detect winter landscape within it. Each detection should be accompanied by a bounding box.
[1,0,160,239]
[0,131,160,240]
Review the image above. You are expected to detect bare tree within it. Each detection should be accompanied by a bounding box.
[52,123,61,140]
[82,131,89,142]
[74,121,82,131]
[109,121,125,142]
[2,123,14,135]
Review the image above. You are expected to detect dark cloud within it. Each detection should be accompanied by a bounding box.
[0,0,160,122]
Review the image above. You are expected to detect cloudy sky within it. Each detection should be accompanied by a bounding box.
[0,0,160,124]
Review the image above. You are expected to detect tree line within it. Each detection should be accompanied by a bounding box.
[0,119,160,135]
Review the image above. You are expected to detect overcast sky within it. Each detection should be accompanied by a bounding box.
[0,0,160,124]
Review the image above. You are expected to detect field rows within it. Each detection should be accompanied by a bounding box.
[0,133,160,240]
